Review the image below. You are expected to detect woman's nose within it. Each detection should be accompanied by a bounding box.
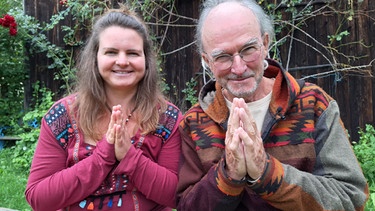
[115,54,129,66]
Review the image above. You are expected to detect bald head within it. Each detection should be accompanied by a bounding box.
[201,2,261,53]
[196,0,274,55]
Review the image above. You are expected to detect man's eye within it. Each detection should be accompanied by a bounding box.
[214,55,231,63]
[241,46,257,55]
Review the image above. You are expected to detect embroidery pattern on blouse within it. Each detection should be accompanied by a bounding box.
[154,104,179,143]
[65,98,81,164]
[45,102,71,149]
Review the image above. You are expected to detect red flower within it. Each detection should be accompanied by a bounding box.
[0,14,17,36]
[59,0,68,6]
[9,27,17,36]
[2,14,15,27]
[4,14,15,22]
[10,22,17,28]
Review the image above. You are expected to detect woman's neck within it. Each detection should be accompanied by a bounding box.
[105,87,137,113]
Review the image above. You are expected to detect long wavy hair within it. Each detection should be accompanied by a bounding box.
[73,6,167,139]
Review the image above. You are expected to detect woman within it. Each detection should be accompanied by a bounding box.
[25,6,182,211]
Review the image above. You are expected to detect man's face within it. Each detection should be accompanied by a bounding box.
[201,3,269,101]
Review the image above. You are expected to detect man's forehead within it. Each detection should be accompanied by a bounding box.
[201,3,261,53]
[202,3,260,37]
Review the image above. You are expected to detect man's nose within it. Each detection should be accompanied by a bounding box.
[230,54,246,74]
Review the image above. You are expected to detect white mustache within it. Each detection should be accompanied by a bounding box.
[226,71,254,80]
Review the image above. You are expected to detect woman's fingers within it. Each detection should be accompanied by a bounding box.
[106,105,122,144]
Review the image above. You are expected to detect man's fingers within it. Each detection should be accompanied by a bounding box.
[239,128,266,179]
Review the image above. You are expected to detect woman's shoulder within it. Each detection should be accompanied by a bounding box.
[43,94,78,149]
[153,101,181,142]
[159,101,181,124]
[44,94,77,125]
[164,101,182,117]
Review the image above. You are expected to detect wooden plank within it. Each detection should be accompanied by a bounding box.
[161,0,200,111]
[0,136,21,141]
[368,0,375,128]
[0,136,21,150]
[358,0,374,128]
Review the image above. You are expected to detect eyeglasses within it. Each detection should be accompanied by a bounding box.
[206,43,263,71]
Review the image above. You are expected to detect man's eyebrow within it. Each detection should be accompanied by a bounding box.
[211,49,226,58]
[243,38,259,46]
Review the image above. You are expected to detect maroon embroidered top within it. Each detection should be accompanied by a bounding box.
[26,95,182,211]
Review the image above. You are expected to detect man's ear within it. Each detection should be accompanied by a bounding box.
[262,33,270,56]
[201,53,211,69]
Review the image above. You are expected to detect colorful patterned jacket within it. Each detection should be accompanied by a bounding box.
[177,59,368,211]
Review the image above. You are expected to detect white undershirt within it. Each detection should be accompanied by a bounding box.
[225,91,272,132]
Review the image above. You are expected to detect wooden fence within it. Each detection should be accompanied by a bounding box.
[24,0,374,142]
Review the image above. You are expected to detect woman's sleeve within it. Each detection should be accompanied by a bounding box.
[25,112,117,211]
[114,105,183,208]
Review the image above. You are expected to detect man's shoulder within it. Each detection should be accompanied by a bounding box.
[299,82,333,102]
[183,104,205,119]
[180,104,208,127]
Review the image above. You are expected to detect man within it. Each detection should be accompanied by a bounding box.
[176,0,368,210]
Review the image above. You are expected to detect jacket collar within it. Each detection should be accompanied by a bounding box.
[198,59,303,123]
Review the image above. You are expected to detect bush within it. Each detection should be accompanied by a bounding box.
[0,1,27,136]
[353,124,375,210]
[11,83,54,171]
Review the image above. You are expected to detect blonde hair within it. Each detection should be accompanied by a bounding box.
[73,6,167,140]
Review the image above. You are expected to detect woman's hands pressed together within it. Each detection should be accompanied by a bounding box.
[106,105,133,161]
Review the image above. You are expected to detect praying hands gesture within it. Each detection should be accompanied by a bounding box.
[106,105,133,161]
[225,98,267,182]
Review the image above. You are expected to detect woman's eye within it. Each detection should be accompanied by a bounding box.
[105,51,117,55]
[128,52,140,57]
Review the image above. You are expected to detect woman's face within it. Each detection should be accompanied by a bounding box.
[97,26,146,94]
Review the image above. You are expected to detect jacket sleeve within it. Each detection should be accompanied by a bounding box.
[177,114,250,211]
[252,100,369,211]
[25,118,117,211]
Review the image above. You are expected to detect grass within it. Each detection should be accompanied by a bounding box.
[0,148,31,211]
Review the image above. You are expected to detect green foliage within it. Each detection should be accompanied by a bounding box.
[11,83,54,171]
[353,124,375,181]
[0,1,26,136]
[353,124,375,210]
[181,78,198,107]
[328,30,350,43]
